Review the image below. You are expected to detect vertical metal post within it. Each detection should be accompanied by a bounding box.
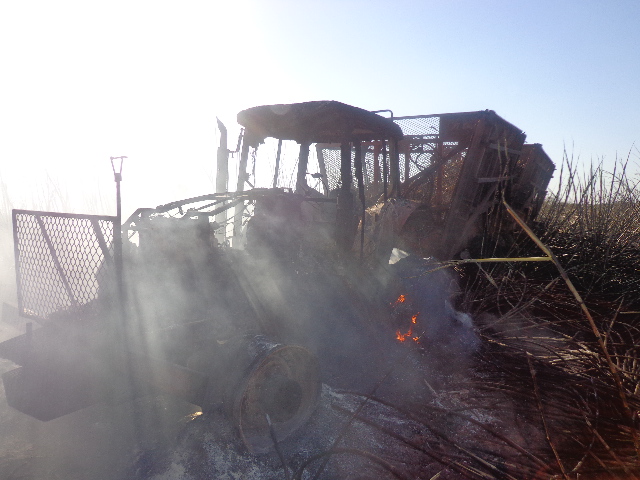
[273,139,282,189]
[435,141,444,207]
[216,119,229,243]
[233,133,251,244]
[296,142,310,194]
[403,141,411,183]
[372,142,381,197]
[389,139,401,197]
[11,211,20,313]
[315,144,330,196]
[216,119,229,194]
[382,140,388,201]
[335,142,354,252]
[110,156,125,318]
[353,142,365,260]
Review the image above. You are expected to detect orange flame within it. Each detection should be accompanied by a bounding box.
[396,327,412,342]
[396,327,420,343]
[396,312,421,343]
[392,294,406,307]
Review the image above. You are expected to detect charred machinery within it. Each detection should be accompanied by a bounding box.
[0,101,554,452]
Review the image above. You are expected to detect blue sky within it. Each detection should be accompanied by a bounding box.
[0,0,638,215]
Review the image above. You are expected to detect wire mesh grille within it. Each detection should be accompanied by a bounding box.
[317,114,471,207]
[316,144,380,194]
[13,210,117,321]
[395,116,442,181]
[394,115,440,137]
[317,146,343,192]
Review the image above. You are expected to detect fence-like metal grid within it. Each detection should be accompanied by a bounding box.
[316,145,348,193]
[394,114,441,179]
[394,114,474,215]
[317,142,392,196]
[317,114,473,208]
[12,210,117,322]
[316,111,537,257]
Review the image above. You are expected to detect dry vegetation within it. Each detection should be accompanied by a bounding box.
[450,153,640,479]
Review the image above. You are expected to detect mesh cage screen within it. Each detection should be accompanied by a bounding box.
[316,145,380,196]
[394,115,441,180]
[12,210,117,321]
[317,114,473,208]
[316,146,343,192]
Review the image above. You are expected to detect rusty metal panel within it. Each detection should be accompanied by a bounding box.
[320,113,472,205]
[12,210,117,322]
[308,111,551,259]
[511,143,555,220]
[391,111,528,258]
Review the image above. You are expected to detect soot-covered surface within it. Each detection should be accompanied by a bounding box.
[1,313,555,480]
[129,360,546,480]
[0,251,553,480]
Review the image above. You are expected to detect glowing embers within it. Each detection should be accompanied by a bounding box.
[393,294,406,306]
[395,313,420,343]
[185,411,203,422]
[391,294,421,344]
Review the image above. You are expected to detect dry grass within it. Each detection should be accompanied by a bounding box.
[449,152,640,479]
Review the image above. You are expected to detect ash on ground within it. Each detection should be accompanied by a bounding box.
[130,350,548,480]
[1,251,565,480]
[1,312,560,480]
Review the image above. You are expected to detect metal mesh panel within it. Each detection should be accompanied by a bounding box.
[395,115,473,212]
[313,111,534,252]
[319,143,386,195]
[396,116,446,181]
[12,210,117,321]
[317,145,342,192]
[394,115,440,137]
[317,115,468,203]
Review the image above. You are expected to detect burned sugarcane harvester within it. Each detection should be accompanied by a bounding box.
[0,101,554,453]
